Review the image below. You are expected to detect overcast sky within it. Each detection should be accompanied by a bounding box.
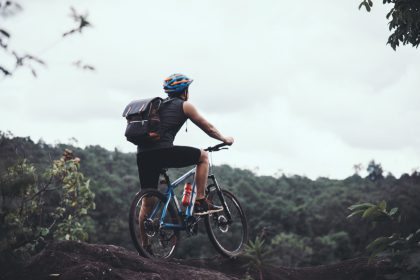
[1,0,419,179]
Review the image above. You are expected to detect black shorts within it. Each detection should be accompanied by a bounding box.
[136,146,201,189]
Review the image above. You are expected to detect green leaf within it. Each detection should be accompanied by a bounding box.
[40,228,49,236]
[347,209,365,219]
[378,200,387,211]
[389,239,405,247]
[386,8,394,20]
[406,233,414,241]
[362,206,379,218]
[366,236,390,252]
[348,202,375,211]
[359,2,372,12]
[0,29,10,38]
[389,207,398,216]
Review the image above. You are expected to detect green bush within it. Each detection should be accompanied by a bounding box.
[348,201,420,279]
[0,149,95,264]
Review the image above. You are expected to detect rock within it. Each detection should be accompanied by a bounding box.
[20,241,238,280]
[3,241,389,280]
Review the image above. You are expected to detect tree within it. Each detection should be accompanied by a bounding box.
[359,0,420,50]
[366,160,383,181]
[353,163,363,175]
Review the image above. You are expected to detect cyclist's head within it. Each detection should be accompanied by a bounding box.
[163,73,193,99]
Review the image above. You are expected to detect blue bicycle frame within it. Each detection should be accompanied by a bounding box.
[150,166,198,230]
[145,143,233,233]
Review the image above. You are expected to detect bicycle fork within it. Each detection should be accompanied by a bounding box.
[207,175,233,223]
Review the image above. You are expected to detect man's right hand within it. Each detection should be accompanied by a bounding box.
[223,136,234,145]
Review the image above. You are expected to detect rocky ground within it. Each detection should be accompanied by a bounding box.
[2,241,389,280]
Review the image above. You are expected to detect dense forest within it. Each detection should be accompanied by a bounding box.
[1,131,420,269]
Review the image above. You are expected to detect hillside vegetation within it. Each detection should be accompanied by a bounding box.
[1,132,420,268]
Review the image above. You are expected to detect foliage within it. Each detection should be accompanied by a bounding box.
[48,149,96,241]
[241,272,255,280]
[0,148,95,264]
[366,160,383,182]
[359,0,420,50]
[242,237,275,280]
[1,132,420,267]
[348,201,420,279]
[270,232,312,267]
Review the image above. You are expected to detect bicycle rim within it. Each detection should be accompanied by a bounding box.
[129,190,180,259]
[205,189,248,258]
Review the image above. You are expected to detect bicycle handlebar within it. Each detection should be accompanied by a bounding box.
[204,142,231,152]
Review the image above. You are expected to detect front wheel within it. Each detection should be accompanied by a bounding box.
[129,189,180,259]
[204,189,248,258]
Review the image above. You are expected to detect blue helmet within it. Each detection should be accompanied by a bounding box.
[163,73,193,95]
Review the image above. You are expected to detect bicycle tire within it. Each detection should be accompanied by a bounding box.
[204,189,248,258]
[129,189,180,259]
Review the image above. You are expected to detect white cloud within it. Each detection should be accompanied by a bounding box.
[1,0,419,179]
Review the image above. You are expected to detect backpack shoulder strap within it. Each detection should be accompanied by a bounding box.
[162,97,177,104]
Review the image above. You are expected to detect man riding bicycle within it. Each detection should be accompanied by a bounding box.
[136,73,234,215]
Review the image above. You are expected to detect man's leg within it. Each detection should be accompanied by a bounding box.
[193,150,223,215]
[195,150,209,200]
[154,146,221,215]
[136,152,160,249]
[139,196,158,247]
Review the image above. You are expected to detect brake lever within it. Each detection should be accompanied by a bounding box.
[213,147,228,152]
[205,145,230,152]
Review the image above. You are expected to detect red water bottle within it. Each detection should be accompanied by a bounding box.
[182,182,193,206]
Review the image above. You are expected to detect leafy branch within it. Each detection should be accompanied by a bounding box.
[0,5,93,79]
[348,201,420,279]
[358,0,420,50]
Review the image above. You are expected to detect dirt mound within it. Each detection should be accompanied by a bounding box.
[15,241,238,280]
[2,241,389,280]
[175,255,388,280]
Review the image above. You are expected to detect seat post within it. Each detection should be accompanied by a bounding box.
[160,168,170,185]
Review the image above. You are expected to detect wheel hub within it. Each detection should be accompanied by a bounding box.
[217,215,229,233]
[144,219,158,237]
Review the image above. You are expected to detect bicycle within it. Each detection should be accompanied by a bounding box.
[129,143,248,259]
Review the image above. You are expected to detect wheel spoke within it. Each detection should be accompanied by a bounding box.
[205,189,248,257]
[129,190,180,259]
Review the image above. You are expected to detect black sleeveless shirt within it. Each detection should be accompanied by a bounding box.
[137,97,187,152]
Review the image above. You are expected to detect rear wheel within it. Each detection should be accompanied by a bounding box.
[129,189,180,258]
[204,189,248,258]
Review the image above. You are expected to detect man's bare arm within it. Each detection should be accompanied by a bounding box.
[183,101,234,144]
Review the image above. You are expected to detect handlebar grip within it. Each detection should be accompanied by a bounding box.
[205,142,231,152]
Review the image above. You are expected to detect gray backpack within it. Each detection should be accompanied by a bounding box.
[122,97,175,145]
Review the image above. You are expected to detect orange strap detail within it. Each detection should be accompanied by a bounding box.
[171,79,189,86]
